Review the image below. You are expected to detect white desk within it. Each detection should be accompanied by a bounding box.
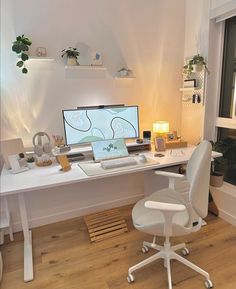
[0,147,221,282]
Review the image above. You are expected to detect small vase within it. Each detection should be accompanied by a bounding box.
[210,172,224,187]
[192,64,203,73]
[67,57,77,66]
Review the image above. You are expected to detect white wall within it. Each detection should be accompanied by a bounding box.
[181,0,211,145]
[1,0,185,148]
[0,0,186,229]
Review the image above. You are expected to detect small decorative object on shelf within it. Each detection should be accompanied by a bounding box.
[154,137,166,152]
[117,67,134,78]
[91,50,103,66]
[162,129,188,149]
[12,34,32,74]
[26,156,35,169]
[61,47,80,66]
[52,135,64,147]
[183,79,197,88]
[183,54,210,79]
[36,47,47,57]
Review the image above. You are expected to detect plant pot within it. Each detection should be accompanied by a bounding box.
[67,57,77,66]
[210,172,224,187]
[27,162,35,169]
[119,70,128,77]
[192,64,203,73]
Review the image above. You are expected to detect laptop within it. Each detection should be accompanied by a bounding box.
[91,139,129,162]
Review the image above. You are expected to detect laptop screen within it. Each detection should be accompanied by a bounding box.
[92,139,129,161]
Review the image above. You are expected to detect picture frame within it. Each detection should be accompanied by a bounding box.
[166,133,175,142]
[91,51,103,66]
[154,137,166,152]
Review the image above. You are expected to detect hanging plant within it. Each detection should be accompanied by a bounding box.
[12,35,32,74]
[183,54,210,79]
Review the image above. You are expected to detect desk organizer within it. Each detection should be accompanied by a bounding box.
[165,140,188,149]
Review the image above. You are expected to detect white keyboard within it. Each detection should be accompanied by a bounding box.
[101,157,138,169]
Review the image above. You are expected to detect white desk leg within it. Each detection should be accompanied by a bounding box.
[18,193,34,282]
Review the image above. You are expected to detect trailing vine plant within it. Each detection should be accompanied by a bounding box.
[12,35,32,74]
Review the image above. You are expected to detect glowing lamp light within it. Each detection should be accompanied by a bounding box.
[153,121,169,135]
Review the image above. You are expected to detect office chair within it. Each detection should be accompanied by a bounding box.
[127,141,213,289]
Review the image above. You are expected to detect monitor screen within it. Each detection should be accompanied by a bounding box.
[92,139,128,161]
[62,105,139,145]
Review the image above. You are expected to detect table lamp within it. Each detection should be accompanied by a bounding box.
[153,121,169,136]
[153,121,169,151]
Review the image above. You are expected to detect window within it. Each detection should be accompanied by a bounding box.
[219,16,236,119]
[217,16,236,186]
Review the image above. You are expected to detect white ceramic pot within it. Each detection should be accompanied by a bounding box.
[27,162,35,169]
[119,70,128,77]
[192,64,203,73]
[67,57,77,66]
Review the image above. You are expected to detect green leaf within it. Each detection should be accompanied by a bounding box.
[12,44,21,53]
[22,38,32,46]
[20,43,29,51]
[17,60,24,67]
[16,36,22,41]
[22,68,28,74]
[21,53,29,61]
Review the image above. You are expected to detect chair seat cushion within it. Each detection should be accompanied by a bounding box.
[132,188,190,236]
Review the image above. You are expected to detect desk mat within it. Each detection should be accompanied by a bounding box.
[78,157,158,176]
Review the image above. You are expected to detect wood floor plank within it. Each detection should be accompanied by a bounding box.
[1,205,236,289]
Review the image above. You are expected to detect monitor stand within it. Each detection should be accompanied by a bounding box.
[67,153,85,162]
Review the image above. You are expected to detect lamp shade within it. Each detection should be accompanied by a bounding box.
[153,121,169,134]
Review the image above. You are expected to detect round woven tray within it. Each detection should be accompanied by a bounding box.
[36,160,53,167]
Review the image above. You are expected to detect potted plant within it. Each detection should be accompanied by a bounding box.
[117,67,133,77]
[183,54,210,79]
[12,34,32,74]
[210,138,236,187]
[61,47,80,66]
[27,156,35,169]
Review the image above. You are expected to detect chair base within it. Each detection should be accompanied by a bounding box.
[127,237,213,289]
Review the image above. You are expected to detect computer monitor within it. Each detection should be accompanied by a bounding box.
[62,105,139,145]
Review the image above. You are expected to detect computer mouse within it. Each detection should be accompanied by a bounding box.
[139,154,147,163]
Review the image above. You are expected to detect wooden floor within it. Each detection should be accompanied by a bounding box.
[1,205,236,289]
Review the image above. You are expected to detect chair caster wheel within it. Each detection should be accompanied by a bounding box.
[127,274,135,283]
[181,248,189,256]
[142,245,149,253]
[204,279,214,288]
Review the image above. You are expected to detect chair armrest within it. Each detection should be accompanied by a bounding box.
[155,171,186,179]
[145,201,186,212]
[155,171,186,189]
[144,201,186,236]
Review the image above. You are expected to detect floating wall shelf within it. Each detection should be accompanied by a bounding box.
[65,65,106,71]
[28,57,55,61]
[65,65,107,79]
[116,76,136,79]
[179,87,196,92]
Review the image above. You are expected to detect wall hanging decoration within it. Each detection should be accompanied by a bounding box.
[12,34,32,74]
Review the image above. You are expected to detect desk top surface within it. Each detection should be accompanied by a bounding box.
[0,147,221,196]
